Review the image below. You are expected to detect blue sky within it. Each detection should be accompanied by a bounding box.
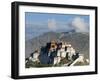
[25,12,89,40]
[25,12,89,24]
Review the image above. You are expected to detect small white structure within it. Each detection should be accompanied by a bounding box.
[53,56,61,65]
[60,46,66,58]
[60,51,66,58]
[66,44,71,47]
[32,52,40,62]
[70,48,75,55]
[67,47,75,60]
[29,56,33,60]
[57,50,61,57]
[25,58,29,63]
[77,54,84,63]
[57,49,66,58]
[86,59,89,64]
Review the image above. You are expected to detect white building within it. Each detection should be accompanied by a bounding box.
[77,54,84,63]
[53,56,61,65]
[32,52,40,62]
[57,43,75,60]
[67,47,75,61]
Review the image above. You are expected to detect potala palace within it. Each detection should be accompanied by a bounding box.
[25,41,89,68]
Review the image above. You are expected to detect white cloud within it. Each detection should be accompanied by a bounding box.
[48,19,57,31]
[72,17,89,32]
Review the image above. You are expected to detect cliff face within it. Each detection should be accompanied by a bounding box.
[25,32,89,59]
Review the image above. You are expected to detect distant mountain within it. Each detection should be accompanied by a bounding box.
[25,32,89,59]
